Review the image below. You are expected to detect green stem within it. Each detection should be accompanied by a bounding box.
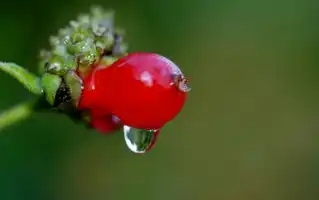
[0,101,36,132]
[0,62,43,95]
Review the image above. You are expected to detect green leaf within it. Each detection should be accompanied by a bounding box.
[0,62,43,95]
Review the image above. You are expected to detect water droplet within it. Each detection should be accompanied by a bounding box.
[123,125,160,154]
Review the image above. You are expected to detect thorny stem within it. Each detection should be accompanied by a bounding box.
[0,100,36,132]
[0,62,43,95]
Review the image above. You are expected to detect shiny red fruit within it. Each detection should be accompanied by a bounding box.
[79,52,189,130]
[89,110,121,134]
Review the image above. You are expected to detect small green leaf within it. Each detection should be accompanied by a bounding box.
[0,62,43,95]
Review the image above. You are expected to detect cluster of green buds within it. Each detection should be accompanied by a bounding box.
[38,6,127,112]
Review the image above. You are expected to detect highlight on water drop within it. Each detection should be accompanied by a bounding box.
[123,125,160,154]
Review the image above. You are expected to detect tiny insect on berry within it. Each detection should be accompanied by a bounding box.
[79,52,190,130]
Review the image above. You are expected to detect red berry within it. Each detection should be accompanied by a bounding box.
[89,110,121,134]
[79,52,189,130]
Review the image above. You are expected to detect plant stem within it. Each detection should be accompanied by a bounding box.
[0,62,43,95]
[0,101,36,132]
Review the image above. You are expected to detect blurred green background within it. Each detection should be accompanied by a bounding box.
[1,0,319,199]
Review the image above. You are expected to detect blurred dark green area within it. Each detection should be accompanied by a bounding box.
[1,0,319,199]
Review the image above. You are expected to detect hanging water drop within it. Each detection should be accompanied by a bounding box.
[123,125,160,154]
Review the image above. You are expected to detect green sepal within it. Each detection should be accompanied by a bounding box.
[64,71,83,106]
[40,73,62,105]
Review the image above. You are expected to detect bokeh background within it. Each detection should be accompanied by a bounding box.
[0,0,319,199]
